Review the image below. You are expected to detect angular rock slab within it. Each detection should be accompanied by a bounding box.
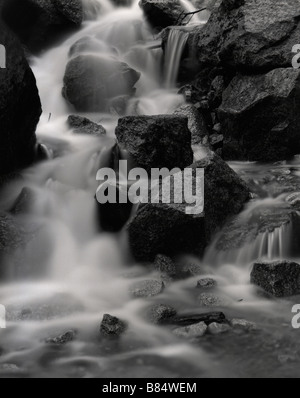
[115,115,193,173]
[251,260,300,297]
[128,153,250,261]
[219,68,300,161]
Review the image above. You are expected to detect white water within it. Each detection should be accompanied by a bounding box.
[0,0,299,379]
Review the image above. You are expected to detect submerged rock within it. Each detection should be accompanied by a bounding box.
[0,14,41,176]
[46,330,77,345]
[130,280,165,298]
[230,319,258,332]
[197,278,217,289]
[67,115,106,137]
[198,293,225,307]
[10,187,37,215]
[100,314,127,338]
[173,322,207,338]
[251,260,300,298]
[148,304,177,324]
[208,322,231,335]
[115,115,193,173]
[128,153,250,261]
[62,55,140,112]
[219,69,300,162]
[2,0,83,52]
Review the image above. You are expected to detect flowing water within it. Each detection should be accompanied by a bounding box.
[1,0,300,378]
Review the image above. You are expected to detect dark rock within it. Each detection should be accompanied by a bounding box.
[154,255,177,276]
[139,0,185,32]
[67,115,106,137]
[45,330,77,345]
[154,255,203,281]
[173,322,207,338]
[0,212,33,254]
[10,187,37,215]
[167,311,227,326]
[2,0,83,52]
[208,322,231,335]
[197,278,216,289]
[128,153,250,261]
[251,260,300,298]
[130,280,164,298]
[115,115,193,173]
[174,104,208,145]
[100,314,127,338]
[219,69,300,162]
[148,304,177,324]
[196,0,300,73]
[62,55,140,112]
[0,15,41,176]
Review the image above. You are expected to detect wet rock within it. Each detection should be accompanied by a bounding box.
[197,278,216,289]
[286,193,300,210]
[115,115,193,173]
[0,213,33,255]
[130,280,165,298]
[45,330,77,345]
[251,260,300,298]
[62,55,140,112]
[10,187,37,215]
[198,293,225,307]
[0,364,25,376]
[219,69,300,162]
[139,0,185,31]
[174,105,208,146]
[230,318,258,332]
[148,304,177,325]
[2,0,83,52]
[68,36,114,58]
[173,322,207,338]
[67,115,106,137]
[0,14,41,176]
[100,314,127,338]
[208,322,231,335]
[128,153,250,261]
[167,312,227,327]
[196,0,300,73]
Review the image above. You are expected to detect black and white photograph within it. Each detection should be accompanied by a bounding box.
[0,0,300,380]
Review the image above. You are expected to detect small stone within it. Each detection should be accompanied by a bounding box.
[173,322,207,339]
[230,319,258,332]
[208,322,231,335]
[45,330,77,345]
[148,304,177,325]
[100,314,127,338]
[197,278,217,289]
[198,293,224,307]
[130,280,164,298]
[68,115,106,136]
[154,255,176,276]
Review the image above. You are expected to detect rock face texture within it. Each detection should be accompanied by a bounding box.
[0,14,42,176]
[187,0,300,162]
[2,0,83,52]
[67,115,106,137]
[128,153,250,261]
[197,0,300,72]
[139,0,185,31]
[63,55,140,112]
[115,115,194,173]
[251,261,300,298]
[218,68,300,161]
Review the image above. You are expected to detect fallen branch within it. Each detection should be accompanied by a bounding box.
[176,7,207,26]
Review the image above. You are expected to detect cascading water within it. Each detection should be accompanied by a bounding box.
[1,0,300,379]
[164,28,190,88]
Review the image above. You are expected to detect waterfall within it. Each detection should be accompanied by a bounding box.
[164,28,190,88]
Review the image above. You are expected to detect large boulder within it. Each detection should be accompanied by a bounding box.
[115,115,194,173]
[2,0,83,52]
[251,260,300,297]
[62,55,141,112]
[139,0,185,31]
[128,153,250,261]
[196,0,300,72]
[218,68,300,161]
[0,16,42,176]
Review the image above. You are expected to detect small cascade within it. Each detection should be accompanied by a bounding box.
[205,222,293,268]
[164,28,190,88]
